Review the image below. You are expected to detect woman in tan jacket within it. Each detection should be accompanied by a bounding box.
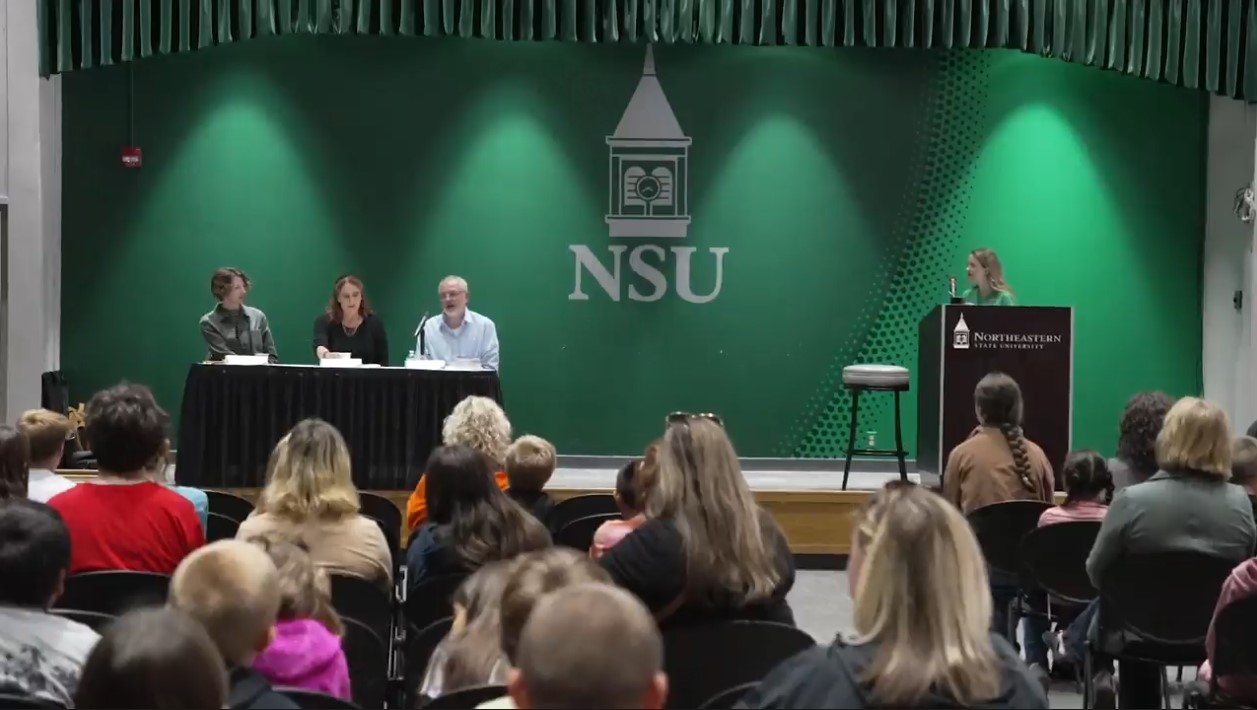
[237,418,392,591]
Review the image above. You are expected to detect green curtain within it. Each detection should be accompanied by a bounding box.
[38,0,1257,101]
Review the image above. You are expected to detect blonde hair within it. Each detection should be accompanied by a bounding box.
[1156,397,1232,478]
[245,532,344,636]
[443,396,511,467]
[18,409,71,463]
[505,435,557,492]
[970,248,1013,296]
[169,540,282,665]
[256,419,360,521]
[648,419,779,606]
[852,484,1000,706]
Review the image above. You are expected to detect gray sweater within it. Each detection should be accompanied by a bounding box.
[199,304,278,363]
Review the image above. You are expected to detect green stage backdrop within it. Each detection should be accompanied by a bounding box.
[61,37,1205,458]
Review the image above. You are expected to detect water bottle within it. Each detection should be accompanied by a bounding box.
[867,430,877,449]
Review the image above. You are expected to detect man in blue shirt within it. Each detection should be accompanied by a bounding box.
[418,275,500,371]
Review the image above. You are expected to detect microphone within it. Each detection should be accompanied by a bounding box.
[414,311,431,357]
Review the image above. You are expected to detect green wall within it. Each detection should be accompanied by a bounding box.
[61,38,1205,458]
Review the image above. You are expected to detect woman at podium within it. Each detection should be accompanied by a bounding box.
[963,248,1016,306]
[313,274,390,365]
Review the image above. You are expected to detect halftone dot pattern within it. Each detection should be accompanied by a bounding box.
[782,52,993,458]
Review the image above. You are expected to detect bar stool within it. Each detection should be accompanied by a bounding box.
[841,364,909,491]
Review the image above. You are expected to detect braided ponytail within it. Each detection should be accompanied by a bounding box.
[975,372,1038,495]
[998,422,1035,493]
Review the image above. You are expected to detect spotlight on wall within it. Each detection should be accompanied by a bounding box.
[1236,185,1256,223]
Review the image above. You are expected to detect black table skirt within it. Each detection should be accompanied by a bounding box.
[176,364,504,490]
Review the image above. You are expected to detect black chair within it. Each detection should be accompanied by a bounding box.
[422,684,508,708]
[405,617,455,708]
[0,694,63,709]
[699,681,759,709]
[342,616,389,710]
[1010,521,1102,647]
[206,511,241,542]
[359,491,402,551]
[277,688,361,709]
[966,500,1055,577]
[405,573,468,632]
[329,574,393,648]
[204,490,255,523]
[549,494,619,533]
[662,620,814,709]
[50,608,116,632]
[554,512,621,552]
[1187,594,1257,709]
[57,571,170,615]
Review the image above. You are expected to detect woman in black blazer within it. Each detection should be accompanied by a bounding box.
[313,274,390,365]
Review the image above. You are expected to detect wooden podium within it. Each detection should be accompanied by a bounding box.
[916,304,1074,484]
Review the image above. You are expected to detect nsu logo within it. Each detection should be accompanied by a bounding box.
[568,46,728,304]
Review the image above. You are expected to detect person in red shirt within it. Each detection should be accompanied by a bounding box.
[48,383,203,574]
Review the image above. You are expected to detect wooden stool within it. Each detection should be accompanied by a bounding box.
[841,364,909,491]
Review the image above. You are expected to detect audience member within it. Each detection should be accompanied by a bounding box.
[247,533,350,701]
[140,441,210,534]
[508,584,666,710]
[19,409,76,503]
[74,608,227,710]
[1247,419,1257,439]
[504,435,557,526]
[419,561,512,702]
[407,396,513,529]
[237,418,393,591]
[1084,397,1256,709]
[591,441,660,560]
[168,539,297,710]
[0,500,99,706]
[600,416,796,626]
[0,425,30,502]
[1110,391,1174,492]
[406,445,550,589]
[1199,555,1257,704]
[1231,436,1257,519]
[740,483,1047,709]
[48,383,203,574]
[1038,450,1112,526]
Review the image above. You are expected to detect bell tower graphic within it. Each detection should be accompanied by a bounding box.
[605,45,691,238]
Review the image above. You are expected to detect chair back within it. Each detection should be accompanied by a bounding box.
[405,617,455,708]
[49,608,116,632]
[1209,592,1257,679]
[662,621,814,709]
[342,616,388,709]
[554,513,621,552]
[58,571,170,615]
[549,494,619,532]
[359,492,402,552]
[277,688,361,709]
[405,573,467,631]
[206,511,241,543]
[422,684,509,709]
[1018,520,1102,605]
[0,694,61,709]
[966,500,1053,576]
[1099,550,1236,646]
[204,490,255,523]
[699,682,760,709]
[329,574,393,645]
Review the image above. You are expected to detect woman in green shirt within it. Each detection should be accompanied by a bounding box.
[963,248,1016,306]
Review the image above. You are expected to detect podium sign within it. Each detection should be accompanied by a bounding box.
[917,305,1074,483]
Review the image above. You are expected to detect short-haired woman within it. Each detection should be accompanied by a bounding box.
[237,418,392,591]
[1109,390,1174,492]
[313,274,390,365]
[741,483,1047,709]
[406,396,513,529]
[199,266,278,363]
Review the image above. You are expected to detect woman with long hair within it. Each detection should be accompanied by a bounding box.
[1110,390,1174,492]
[406,445,550,589]
[237,418,392,590]
[741,483,1047,709]
[599,416,795,626]
[0,425,31,501]
[313,274,390,365]
[406,395,513,529]
[418,560,513,702]
[963,248,1016,306]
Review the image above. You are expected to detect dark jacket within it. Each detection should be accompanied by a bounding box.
[404,522,471,590]
[505,489,554,529]
[737,634,1047,709]
[228,666,299,710]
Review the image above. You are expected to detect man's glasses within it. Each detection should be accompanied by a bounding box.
[665,411,724,428]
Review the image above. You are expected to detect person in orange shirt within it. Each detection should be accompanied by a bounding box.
[406,396,512,530]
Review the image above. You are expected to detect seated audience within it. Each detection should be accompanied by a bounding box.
[48,383,203,574]
[1084,396,1256,709]
[168,539,297,710]
[74,608,227,710]
[140,441,209,534]
[0,425,29,502]
[406,445,550,589]
[0,500,100,706]
[740,483,1047,709]
[504,435,557,526]
[591,441,659,560]
[1109,391,1174,493]
[237,418,392,590]
[508,584,667,710]
[247,533,350,701]
[1038,450,1112,526]
[1231,436,1257,519]
[19,409,76,503]
[599,416,796,626]
[419,560,512,702]
[407,396,512,529]
[1199,555,1257,703]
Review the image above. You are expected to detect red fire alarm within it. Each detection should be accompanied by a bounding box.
[121,146,142,168]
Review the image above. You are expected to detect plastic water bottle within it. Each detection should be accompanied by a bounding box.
[867,431,877,449]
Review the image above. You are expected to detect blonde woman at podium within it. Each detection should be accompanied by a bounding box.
[963,248,1016,306]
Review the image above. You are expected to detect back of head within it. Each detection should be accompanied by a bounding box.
[440,562,514,694]
[1117,391,1175,479]
[75,607,227,710]
[512,584,664,710]
[84,383,168,476]
[1233,437,1257,488]
[0,425,30,500]
[973,372,1035,493]
[852,483,999,706]
[505,435,557,493]
[1062,450,1113,505]
[442,396,512,467]
[169,540,282,665]
[1156,397,1232,478]
[649,418,778,605]
[246,532,343,636]
[499,548,612,664]
[19,409,70,468]
[257,418,359,521]
[0,499,70,608]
